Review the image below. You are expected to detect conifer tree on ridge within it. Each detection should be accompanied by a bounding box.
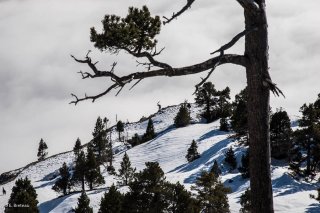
[37,138,48,161]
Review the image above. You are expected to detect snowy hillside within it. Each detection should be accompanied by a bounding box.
[1,104,319,212]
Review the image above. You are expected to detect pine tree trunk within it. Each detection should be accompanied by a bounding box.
[307,139,311,175]
[82,177,85,191]
[244,1,274,212]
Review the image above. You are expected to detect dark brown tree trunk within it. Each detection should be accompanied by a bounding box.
[245,1,274,212]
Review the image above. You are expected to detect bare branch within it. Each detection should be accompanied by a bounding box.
[115,86,124,96]
[69,83,119,105]
[194,66,217,94]
[129,79,143,91]
[70,54,247,105]
[163,0,196,25]
[78,71,93,79]
[136,60,153,71]
[263,78,285,98]
[124,47,172,69]
[211,27,257,56]
[71,54,124,86]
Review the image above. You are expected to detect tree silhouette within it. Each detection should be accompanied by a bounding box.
[37,138,48,161]
[116,120,124,141]
[7,177,39,213]
[117,152,136,186]
[73,138,82,158]
[74,191,93,213]
[52,162,72,195]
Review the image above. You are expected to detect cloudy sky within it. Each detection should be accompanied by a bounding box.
[0,0,319,173]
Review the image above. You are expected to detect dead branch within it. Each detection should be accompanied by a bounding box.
[129,79,143,91]
[69,83,119,105]
[163,0,196,25]
[124,47,172,69]
[71,54,124,86]
[70,54,247,105]
[263,78,285,98]
[194,66,217,94]
[211,27,257,56]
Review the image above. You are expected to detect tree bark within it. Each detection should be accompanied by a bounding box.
[245,1,274,212]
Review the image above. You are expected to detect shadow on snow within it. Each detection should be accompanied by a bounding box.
[273,173,319,197]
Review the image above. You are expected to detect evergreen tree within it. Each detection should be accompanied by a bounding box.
[186,140,200,162]
[163,182,199,213]
[270,109,292,159]
[52,162,72,196]
[128,133,141,147]
[123,162,167,212]
[174,101,191,128]
[73,150,87,191]
[195,82,231,122]
[91,116,109,165]
[74,191,93,213]
[224,147,237,170]
[192,171,230,213]
[219,117,229,132]
[230,88,248,136]
[194,82,218,122]
[240,188,251,213]
[216,86,232,118]
[117,152,136,186]
[289,128,320,177]
[99,184,123,213]
[116,120,124,141]
[142,118,156,142]
[210,160,222,177]
[73,138,82,158]
[7,177,39,213]
[85,147,105,190]
[238,151,250,179]
[37,138,48,161]
[289,95,320,177]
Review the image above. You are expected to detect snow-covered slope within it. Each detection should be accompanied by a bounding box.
[0,104,319,213]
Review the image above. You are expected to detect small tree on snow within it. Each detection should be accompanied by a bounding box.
[7,177,39,213]
[220,118,229,132]
[238,151,250,179]
[142,118,156,142]
[37,138,48,161]
[91,116,109,165]
[116,120,124,141]
[210,160,222,177]
[73,138,82,158]
[99,184,123,213]
[224,147,237,170]
[52,162,72,196]
[174,101,191,128]
[85,147,105,190]
[117,152,136,186]
[192,171,230,213]
[74,191,93,213]
[72,150,87,191]
[186,140,200,162]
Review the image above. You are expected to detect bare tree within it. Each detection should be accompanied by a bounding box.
[70,1,284,212]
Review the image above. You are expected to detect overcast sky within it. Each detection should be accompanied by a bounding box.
[0,0,319,174]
